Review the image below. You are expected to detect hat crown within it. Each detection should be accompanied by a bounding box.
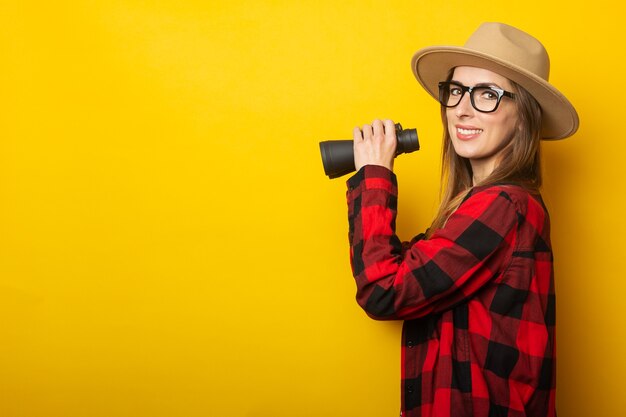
[464,22,550,81]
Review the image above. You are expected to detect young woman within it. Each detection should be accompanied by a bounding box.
[346,23,578,417]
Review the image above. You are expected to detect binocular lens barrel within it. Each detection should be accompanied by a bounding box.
[319,124,419,179]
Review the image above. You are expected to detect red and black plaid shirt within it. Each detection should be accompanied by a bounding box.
[347,166,556,417]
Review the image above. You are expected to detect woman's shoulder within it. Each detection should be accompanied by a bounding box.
[470,183,535,197]
[467,184,547,218]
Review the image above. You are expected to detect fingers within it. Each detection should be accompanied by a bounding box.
[352,119,397,172]
[372,119,384,139]
[362,124,373,140]
[382,119,396,139]
[355,119,395,141]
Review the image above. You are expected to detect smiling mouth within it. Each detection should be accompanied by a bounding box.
[457,127,483,135]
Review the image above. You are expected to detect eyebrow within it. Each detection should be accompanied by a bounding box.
[450,80,504,89]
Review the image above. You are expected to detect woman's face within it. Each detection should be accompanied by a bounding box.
[446,66,519,180]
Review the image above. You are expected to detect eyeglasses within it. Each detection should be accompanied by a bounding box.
[438,81,516,113]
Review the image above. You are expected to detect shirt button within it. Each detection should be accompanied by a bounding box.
[407,341,414,348]
[407,385,414,393]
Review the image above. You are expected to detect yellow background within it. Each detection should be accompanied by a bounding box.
[1,1,624,416]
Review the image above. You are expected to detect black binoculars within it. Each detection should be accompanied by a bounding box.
[319,123,419,179]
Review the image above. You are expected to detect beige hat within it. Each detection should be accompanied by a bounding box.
[411,22,579,139]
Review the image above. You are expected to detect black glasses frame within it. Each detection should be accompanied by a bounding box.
[438,81,516,113]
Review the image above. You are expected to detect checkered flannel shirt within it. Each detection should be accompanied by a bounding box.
[347,165,556,417]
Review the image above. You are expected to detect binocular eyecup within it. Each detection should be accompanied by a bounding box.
[319,123,419,179]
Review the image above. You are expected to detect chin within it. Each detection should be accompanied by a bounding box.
[452,142,483,159]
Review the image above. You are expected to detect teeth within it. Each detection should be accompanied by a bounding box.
[458,128,483,135]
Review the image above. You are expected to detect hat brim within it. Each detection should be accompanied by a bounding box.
[412,46,579,140]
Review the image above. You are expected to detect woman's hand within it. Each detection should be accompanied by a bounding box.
[353,119,397,172]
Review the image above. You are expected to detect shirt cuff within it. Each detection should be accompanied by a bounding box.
[346,165,397,197]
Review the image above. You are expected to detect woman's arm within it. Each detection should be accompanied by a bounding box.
[347,166,519,320]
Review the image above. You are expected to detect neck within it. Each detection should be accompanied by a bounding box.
[470,158,497,186]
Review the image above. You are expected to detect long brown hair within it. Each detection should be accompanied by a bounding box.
[427,70,543,237]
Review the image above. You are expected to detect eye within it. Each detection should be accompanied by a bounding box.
[480,88,500,100]
[450,86,463,96]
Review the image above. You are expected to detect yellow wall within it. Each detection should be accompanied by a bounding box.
[1,1,624,416]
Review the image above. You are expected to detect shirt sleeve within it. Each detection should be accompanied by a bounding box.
[347,165,519,320]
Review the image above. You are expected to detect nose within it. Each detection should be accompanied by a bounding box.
[454,92,474,118]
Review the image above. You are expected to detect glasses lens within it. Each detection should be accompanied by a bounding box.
[438,82,506,112]
[439,82,463,107]
[471,87,501,112]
